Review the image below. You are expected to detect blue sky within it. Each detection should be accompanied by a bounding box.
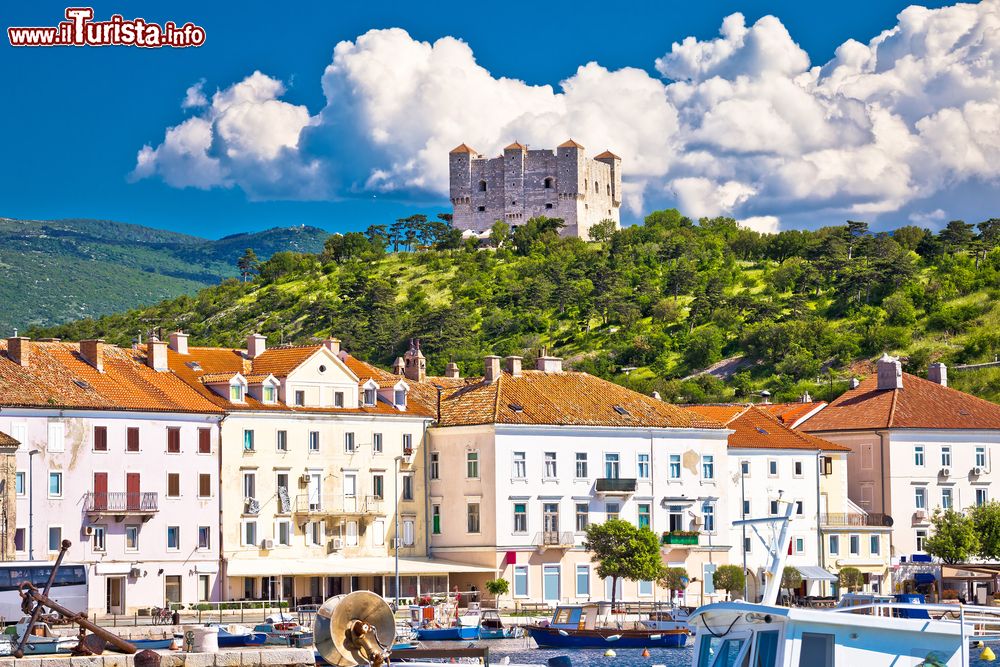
[3,0,995,238]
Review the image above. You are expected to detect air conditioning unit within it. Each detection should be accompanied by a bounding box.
[329,537,343,551]
[83,526,95,536]
[914,510,927,523]
[261,539,274,550]
[973,466,985,476]
[129,567,141,578]
[299,474,310,485]
[940,467,951,477]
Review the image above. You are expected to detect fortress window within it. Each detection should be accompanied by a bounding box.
[594,181,599,192]
[511,200,517,205]
[543,177,554,189]
[607,184,611,195]
[478,180,487,192]
[477,206,486,212]
[545,203,554,209]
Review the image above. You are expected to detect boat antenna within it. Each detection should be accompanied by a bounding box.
[733,491,795,606]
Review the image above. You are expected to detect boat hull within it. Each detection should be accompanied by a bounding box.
[415,626,480,641]
[217,632,268,647]
[526,625,689,648]
[124,639,175,651]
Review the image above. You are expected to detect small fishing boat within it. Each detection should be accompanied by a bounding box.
[414,617,479,641]
[410,600,481,641]
[253,620,314,646]
[196,624,268,647]
[122,637,177,651]
[7,621,78,655]
[478,609,522,639]
[525,603,690,648]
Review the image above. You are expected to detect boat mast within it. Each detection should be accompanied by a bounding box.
[733,493,796,606]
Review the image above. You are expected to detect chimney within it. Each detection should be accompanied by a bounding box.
[928,362,948,387]
[652,391,662,401]
[6,337,30,367]
[445,362,461,379]
[504,356,523,377]
[403,339,427,382]
[323,338,341,355]
[535,354,563,373]
[760,390,771,405]
[392,357,405,376]
[801,391,812,403]
[247,333,266,359]
[849,377,861,389]
[484,355,502,383]
[876,354,903,390]
[147,337,169,372]
[169,331,189,355]
[80,339,105,373]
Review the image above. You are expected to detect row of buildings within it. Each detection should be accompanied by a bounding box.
[1,332,998,615]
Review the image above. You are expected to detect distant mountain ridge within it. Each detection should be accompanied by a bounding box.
[0,217,329,332]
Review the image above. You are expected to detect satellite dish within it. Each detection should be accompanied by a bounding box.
[314,591,397,666]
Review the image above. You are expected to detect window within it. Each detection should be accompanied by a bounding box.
[275,520,291,547]
[513,503,527,533]
[432,505,441,535]
[403,518,415,546]
[167,427,181,453]
[513,452,526,479]
[164,575,182,604]
[48,526,62,551]
[294,390,305,406]
[703,564,716,595]
[363,388,376,406]
[702,455,715,479]
[243,429,255,452]
[403,433,413,453]
[795,500,804,515]
[467,503,481,533]
[941,446,951,467]
[606,502,620,521]
[916,529,927,552]
[740,460,750,476]
[92,525,106,552]
[199,575,210,602]
[799,633,834,666]
[977,488,989,506]
[915,487,926,509]
[513,565,528,597]
[849,534,860,556]
[637,453,650,479]
[263,385,276,403]
[477,206,486,212]
[575,453,588,478]
[604,453,619,478]
[126,427,139,452]
[545,452,558,478]
[15,472,25,497]
[372,474,384,499]
[276,473,290,512]
[545,203,553,209]
[306,521,324,547]
[744,536,752,554]
[94,426,108,451]
[768,459,778,477]
[576,565,590,596]
[942,487,953,509]
[198,526,211,550]
[870,535,880,555]
[242,471,256,500]
[702,502,715,532]
[48,472,62,498]
[639,580,653,597]
[14,528,24,552]
[394,389,407,407]
[167,526,180,551]
[167,473,180,498]
[977,447,987,468]
[793,460,803,477]
[543,177,553,189]
[769,500,779,515]
[429,452,439,480]
[479,180,487,192]
[402,474,413,501]
[576,503,589,532]
[242,520,258,547]
[466,451,479,478]
[229,384,243,402]
[828,535,839,555]
[341,432,352,453]
[669,454,681,479]
[373,433,383,454]
[276,430,287,451]
[334,391,344,408]
[638,503,651,529]
[47,422,65,452]
[914,445,924,467]
[126,525,139,551]
[794,537,804,553]
[198,428,211,454]
[198,474,211,498]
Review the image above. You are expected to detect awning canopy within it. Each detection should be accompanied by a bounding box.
[796,566,838,582]
[225,557,495,578]
[914,573,937,585]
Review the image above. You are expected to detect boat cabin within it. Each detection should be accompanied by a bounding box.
[547,604,600,631]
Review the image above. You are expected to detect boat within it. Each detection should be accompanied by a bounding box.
[5,621,78,655]
[413,620,479,641]
[410,600,481,641]
[121,638,177,651]
[253,620,314,646]
[478,609,522,639]
[525,603,690,648]
[687,497,999,667]
[201,624,268,647]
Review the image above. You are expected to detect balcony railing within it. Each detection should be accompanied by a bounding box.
[820,513,893,527]
[533,531,576,549]
[595,478,637,494]
[294,494,385,516]
[85,492,158,514]
[661,531,699,546]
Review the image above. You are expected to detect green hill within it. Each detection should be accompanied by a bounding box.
[0,217,329,332]
[28,211,1000,405]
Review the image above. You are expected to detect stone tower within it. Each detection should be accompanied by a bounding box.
[402,339,426,382]
[449,140,621,239]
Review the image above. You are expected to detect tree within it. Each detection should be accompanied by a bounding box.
[589,219,618,243]
[713,565,746,601]
[940,220,975,252]
[488,220,511,248]
[236,248,260,282]
[781,567,802,604]
[924,508,979,564]
[584,519,665,611]
[838,567,864,593]
[970,502,1000,561]
[485,578,509,606]
[845,220,869,260]
[658,567,689,595]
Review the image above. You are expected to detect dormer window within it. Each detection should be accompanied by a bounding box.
[263,385,277,404]
[394,389,407,408]
[230,383,244,402]
[364,388,376,406]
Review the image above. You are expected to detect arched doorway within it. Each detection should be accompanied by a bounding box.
[745,569,761,603]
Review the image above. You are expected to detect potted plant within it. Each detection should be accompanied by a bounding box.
[485,578,510,608]
[661,530,699,546]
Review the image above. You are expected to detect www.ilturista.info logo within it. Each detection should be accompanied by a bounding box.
[8,7,206,48]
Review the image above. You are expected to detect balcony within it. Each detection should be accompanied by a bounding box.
[85,492,158,522]
[820,513,893,528]
[661,531,700,547]
[294,494,385,517]
[595,478,637,495]
[533,531,576,551]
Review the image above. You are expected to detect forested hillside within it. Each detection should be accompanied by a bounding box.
[0,217,328,331]
[30,211,1000,404]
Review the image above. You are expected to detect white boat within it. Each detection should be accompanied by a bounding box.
[688,496,1000,667]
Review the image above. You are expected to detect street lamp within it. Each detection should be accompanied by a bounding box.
[28,449,39,560]
[393,455,403,611]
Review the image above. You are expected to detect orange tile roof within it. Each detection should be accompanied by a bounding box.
[201,372,241,384]
[0,340,222,414]
[0,430,19,448]
[686,404,849,451]
[251,346,326,377]
[504,142,527,151]
[802,372,1000,431]
[558,139,584,149]
[763,402,827,426]
[434,371,724,429]
[594,150,620,159]
[449,143,478,154]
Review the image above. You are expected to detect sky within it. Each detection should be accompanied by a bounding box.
[2,0,998,238]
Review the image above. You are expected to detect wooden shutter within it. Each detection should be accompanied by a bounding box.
[167,427,180,453]
[198,428,211,454]
[93,426,107,451]
[126,427,139,452]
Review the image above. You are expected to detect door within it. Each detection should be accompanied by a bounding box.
[126,473,140,510]
[308,473,322,511]
[93,473,108,510]
[106,577,125,614]
[604,577,623,601]
[543,503,559,542]
[343,473,357,512]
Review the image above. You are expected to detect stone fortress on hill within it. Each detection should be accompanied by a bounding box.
[449,139,621,239]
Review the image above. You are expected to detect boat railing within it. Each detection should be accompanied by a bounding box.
[831,601,1000,638]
